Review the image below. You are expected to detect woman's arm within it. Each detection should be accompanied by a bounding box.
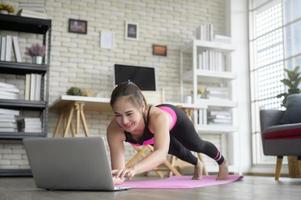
[113,109,170,179]
[107,120,126,184]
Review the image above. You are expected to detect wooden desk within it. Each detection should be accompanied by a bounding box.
[49,95,204,137]
[49,95,112,137]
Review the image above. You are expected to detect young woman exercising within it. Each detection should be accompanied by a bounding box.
[107,81,228,184]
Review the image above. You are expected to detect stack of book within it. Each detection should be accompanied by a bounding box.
[19,2,46,12]
[206,86,229,100]
[0,108,19,132]
[0,82,20,100]
[17,117,42,133]
[207,110,232,125]
[214,34,231,43]
[17,2,48,19]
[17,9,48,19]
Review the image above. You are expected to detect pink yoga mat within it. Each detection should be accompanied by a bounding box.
[120,175,243,189]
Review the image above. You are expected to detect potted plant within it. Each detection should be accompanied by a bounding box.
[25,43,46,64]
[0,3,15,14]
[277,66,301,107]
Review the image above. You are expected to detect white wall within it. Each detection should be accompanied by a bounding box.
[229,0,251,173]
[0,0,227,169]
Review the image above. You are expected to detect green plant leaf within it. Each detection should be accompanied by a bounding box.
[276,93,287,98]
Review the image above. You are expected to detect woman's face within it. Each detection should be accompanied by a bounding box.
[112,96,144,132]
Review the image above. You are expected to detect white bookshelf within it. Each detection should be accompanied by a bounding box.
[180,38,238,173]
[183,70,236,82]
[182,40,235,52]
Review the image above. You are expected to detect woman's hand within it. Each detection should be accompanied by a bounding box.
[112,176,125,185]
[112,167,137,180]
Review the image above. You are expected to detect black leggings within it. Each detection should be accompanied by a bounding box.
[160,104,225,166]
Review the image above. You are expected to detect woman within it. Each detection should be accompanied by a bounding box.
[107,81,228,184]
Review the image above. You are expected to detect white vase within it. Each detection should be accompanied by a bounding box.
[32,56,43,64]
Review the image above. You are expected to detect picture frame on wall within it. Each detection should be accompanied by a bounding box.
[125,21,138,40]
[152,44,167,56]
[68,19,87,34]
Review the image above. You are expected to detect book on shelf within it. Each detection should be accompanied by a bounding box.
[25,74,31,100]
[35,74,41,101]
[198,50,226,72]
[0,108,19,116]
[208,109,232,124]
[12,36,22,62]
[214,34,231,43]
[0,91,19,99]
[5,35,12,62]
[0,86,19,93]
[0,35,23,62]
[0,117,16,122]
[19,2,46,12]
[0,121,17,128]
[0,127,18,132]
[195,24,214,41]
[0,82,19,92]
[0,36,6,61]
[0,82,20,100]
[0,82,18,89]
[26,74,42,101]
[17,9,48,19]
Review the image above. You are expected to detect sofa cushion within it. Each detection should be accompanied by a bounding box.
[263,123,301,139]
[280,94,301,124]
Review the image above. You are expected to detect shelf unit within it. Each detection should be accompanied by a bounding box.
[180,39,238,172]
[0,14,51,176]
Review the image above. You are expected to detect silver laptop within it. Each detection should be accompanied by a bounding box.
[23,137,128,191]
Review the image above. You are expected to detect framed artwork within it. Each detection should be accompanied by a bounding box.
[68,19,87,34]
[125,21,138,40]
[152,44,167,56]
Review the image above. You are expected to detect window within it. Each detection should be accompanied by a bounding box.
[249,0,301,164]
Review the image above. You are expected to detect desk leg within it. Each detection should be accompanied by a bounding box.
[63,106,75,137]
[53,112,64,137]
[75,103,80,135]
[70,120,75,137]
[79,103,89,137]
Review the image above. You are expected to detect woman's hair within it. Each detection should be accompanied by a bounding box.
[110,81,147,108]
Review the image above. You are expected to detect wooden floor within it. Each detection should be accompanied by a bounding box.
[0,176,300,200]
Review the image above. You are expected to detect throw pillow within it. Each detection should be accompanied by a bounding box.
[280,94,301,124]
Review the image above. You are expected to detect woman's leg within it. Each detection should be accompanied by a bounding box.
[168,136,198,165]
[172,115,225,165]
[168,136,203,179]
[171,109,228,179]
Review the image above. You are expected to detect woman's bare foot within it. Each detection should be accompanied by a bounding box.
[192,160,203,180]
[216,160,228,180]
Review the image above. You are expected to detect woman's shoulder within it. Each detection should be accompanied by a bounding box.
[148,106,170,128]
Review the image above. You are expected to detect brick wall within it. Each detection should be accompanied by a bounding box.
[0,0,225,169]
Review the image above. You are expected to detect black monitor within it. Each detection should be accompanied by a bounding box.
[114,64,156,91]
